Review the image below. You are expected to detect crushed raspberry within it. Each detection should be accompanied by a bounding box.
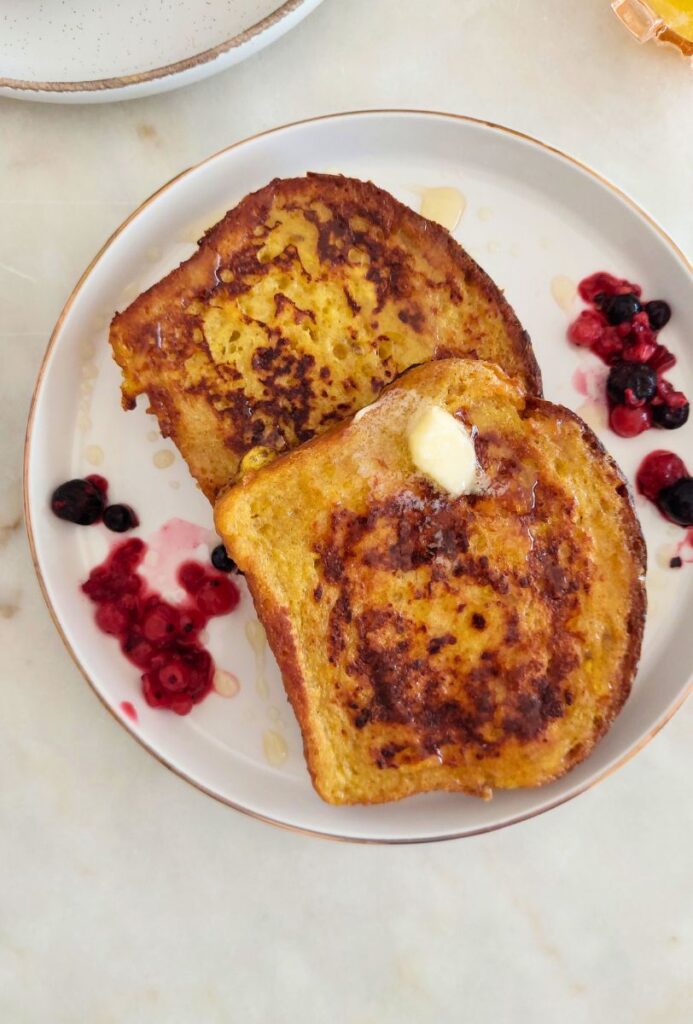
[194,575,240,617]
[85,474,109,494]
[567,272,686,438]
[648,344,676,374]
[578,272,641,304]
[636,451,687,501]
[178,561,207,594]
[666,389,687,410]
[622,340,657,364]
[591,327,625,364]
[567,309,606,347]
[609,404,652,437]
[82,541,241,715]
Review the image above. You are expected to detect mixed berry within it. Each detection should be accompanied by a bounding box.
[568,272,688,438]
[50,475,139,533]
[51,477,107,526]
[82,538,240,714]
[50,477,233,576]
[50,473,243,711]
[210,543,238,574]
[636,451,693,530]
[102,503,139,533]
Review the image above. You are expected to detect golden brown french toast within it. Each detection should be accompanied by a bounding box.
[110,174,540,501]
[215,359,646,805]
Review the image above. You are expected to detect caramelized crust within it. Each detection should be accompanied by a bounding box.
[215,359,645,805]
[110,174,540,500]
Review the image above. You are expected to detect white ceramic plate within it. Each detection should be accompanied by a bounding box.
[25,111,692,843]
[0,0,324,103]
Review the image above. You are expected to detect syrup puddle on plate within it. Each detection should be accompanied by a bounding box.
[245,619,268,699]
[550,275,577,312]
[153,449,175,469]
[213,668,240,698]
[263,729,288,766]
[418,187,466,232]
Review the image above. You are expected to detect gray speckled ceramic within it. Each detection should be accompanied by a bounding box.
[0,0,325,103]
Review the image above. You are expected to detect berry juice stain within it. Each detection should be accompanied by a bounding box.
[120,701,138,722]
[82,537,240,714]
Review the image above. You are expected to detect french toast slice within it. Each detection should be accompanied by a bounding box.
[215,359,646,805]
[110,174,540,501]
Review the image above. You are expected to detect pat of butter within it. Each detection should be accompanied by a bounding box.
[407,405,479,496]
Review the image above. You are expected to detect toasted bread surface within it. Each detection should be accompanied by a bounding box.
[215,359,645,805]
[110,174,540,501]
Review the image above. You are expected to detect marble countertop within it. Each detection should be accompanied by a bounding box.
[1,1,691,1021]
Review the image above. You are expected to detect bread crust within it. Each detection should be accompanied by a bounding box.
[111,174,541,501]
[215,359,646,804]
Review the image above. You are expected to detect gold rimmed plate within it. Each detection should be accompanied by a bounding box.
[24,111,693,842]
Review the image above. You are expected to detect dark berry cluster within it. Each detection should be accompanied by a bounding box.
[636,451,693,531]
[568,273,688,438]
[50,474,138,532]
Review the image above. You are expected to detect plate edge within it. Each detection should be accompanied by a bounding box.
[0,0,321,94]
[23,108,693,843]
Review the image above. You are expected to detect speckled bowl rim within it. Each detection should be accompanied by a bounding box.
[24,109,693,844]
[0,0,319,94]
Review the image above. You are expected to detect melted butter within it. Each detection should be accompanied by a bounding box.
[245,619,268,699]
[213,668,240,698]
[550,275,577,313]
[419,187,466,232]
[119,282,139,307]
[408,405,480,496]
[147,430,159,442]
[263,729,288,766]
[153,450,175,469]
[84,444,104,466]
[576,399,608,432]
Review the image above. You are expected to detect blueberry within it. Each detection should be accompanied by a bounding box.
[211,544,237,573]
[604,292,641,325]
[606,362,657,405]
[103,504,139,533]
[657,477,693,528]
[51,479,105,525]
[645,300,671,331]
[652,401,689,430]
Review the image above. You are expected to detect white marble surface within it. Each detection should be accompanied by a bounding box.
[1,1,691,1021]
